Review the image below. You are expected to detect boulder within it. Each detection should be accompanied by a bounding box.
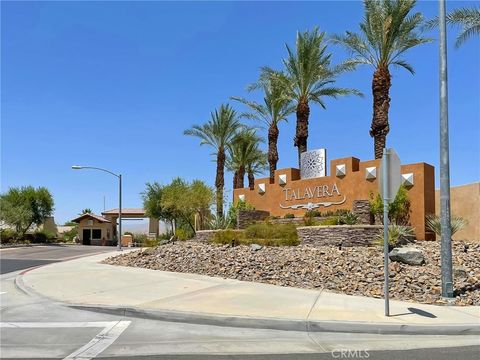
[453,266,468,279]
[250,244,263,251]
[389,247,425,266]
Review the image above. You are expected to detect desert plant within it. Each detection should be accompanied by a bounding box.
[0,186,54,239]
[257,28,361,167]
[374,225,415,247]
[332,0,430,158]
[243,223,299,246]
[209,214,232,230]
[226,128,266,189]
[284,213,295,219]
[338,211,359,225]
[226,200,254,228]
[0,228,17,244]
[370,186,411,225]
[184,104,242,218]
[303,212,319,226]
[425,7,480,48]
[305,210,321,217]
[232,73,295,182]
[425,215,468,238]
[175,228,192,241]
[211,229,242,246]
[33,229,56,243]
[320,216,340,226]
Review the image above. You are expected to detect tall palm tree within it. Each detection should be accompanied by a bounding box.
[184,104,241,218]
[226,128,264,189]
[246,149,268,190]
[260,28,361,167]
[80,208,93,215]
[425,7,480,48]
[231,74,295,183]
[331,0,430,159]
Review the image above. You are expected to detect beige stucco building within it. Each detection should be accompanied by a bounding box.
[71,208,160,246]
[435,182,479,242]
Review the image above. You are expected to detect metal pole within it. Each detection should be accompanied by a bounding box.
[439,0,453,298]
[382,148,390,316]
[118,174,122,251]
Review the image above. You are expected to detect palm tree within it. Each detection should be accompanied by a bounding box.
[231,74,295,183]
[226,128,265,189]
[80,208,93,215]
[260,28,361,167]
[331,0,430,159]
[425,7,480,48]
[184,104,241,218]
[246,148,268,190]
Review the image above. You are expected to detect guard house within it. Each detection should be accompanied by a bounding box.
[71,208,159,246]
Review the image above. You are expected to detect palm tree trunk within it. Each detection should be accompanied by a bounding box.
[371,66,391,159]
[215,149,225,218]
[294,100,310,168]
[237,165,245,189]
[233,171,238,189]
[268,123,279,183]
[248,171,255,190]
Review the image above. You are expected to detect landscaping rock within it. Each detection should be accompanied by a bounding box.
[454,266,468,279]
[250,244,263,251]
[389,247,425,265]
[103,241,480,306]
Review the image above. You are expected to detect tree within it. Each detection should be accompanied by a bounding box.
[141,182,175,224]
[332,0,430,159]
[226,128,265,189]
[80,208,93,215]
[260,28,361,167]
[0,186,54,239]
[425,7,480,48]
[160,178,214,233]
[246,148,268,190]
[232,74,295,183]
[184,104,242,218]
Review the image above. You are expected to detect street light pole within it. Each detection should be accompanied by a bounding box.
[439,0,453,298]
[72,165,123,251]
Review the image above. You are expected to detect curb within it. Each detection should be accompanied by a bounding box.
[66,303,480,336]
[14,258,480,336]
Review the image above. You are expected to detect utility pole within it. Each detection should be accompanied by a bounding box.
[439,0,453,298]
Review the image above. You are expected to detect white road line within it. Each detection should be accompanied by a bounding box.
[0,321,115,328]
[63,320,131,360]
[1,321,131,359]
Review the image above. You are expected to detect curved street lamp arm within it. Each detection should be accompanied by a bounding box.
[77,166,120,178]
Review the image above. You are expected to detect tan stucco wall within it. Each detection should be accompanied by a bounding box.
[77,219,113,242]
[234,157,435,240]
[435,182,480,241]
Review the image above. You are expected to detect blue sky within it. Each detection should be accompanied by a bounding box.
[2,1,479,225]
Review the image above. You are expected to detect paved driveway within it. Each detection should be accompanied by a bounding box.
[0,244,116,274]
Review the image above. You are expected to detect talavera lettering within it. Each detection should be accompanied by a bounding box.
[283,183,341,201]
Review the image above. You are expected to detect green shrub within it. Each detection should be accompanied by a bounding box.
[243,223,299,246]
[211,223,299,247]
[370,186,411,225]
[175,228,193,241]
[211,229,242,245]
[62,226,78,242]
[226,200,254,228]
[338,211,359,225]
[374,225,415,247]
[284,213,295,219]
[319,216,340,225]
[0,228,17,243]
[305,210,321,218]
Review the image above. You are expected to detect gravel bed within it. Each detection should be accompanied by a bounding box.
[103,241,480,306]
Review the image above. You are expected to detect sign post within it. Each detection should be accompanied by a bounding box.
[378,148,401,316]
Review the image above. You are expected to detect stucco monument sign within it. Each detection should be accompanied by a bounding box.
[234,151,435,240]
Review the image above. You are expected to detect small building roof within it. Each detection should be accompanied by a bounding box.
[102,208,145,216]
[71,213,111,223]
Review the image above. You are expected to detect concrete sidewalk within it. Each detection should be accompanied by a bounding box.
[17,250,480,335]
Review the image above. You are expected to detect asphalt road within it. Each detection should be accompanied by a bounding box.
[1,245,479,359]
[0,244,116,274]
